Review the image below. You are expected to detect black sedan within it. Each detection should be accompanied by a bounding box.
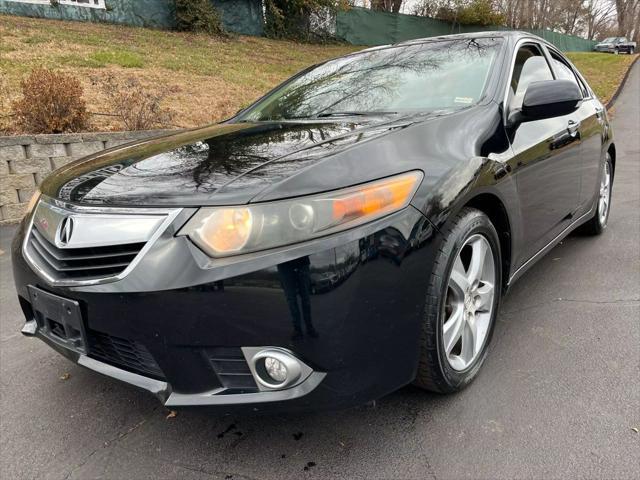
[12,31,615,412]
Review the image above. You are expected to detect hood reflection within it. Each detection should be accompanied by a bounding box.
[55,120,408,206]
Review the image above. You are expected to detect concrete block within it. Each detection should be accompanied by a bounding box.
[28,143,66,158]
[0,145,26,162]
[105,139,131,149]
[1,173,36,191]
[35,133,82,144]
[0,178,19,205]
[0,160,9,176]
[50,156,80,170]
[17,186,37,203]
[80,132,115,142]
[0,135,34,147]
[69,141,104,158]
[11,157,51,176]
[0,202,28,222]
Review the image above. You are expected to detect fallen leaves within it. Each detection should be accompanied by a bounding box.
[166,410,178,419]
[59,373,71,380]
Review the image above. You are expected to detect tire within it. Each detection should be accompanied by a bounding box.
[414,207,502,394]
[579,153,613,235]
[614,47,619,55]
[630,47,635,55]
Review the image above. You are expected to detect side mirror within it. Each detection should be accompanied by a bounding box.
[508,79,582,126]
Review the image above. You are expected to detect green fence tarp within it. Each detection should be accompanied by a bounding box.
[212,0,263,36]
[337,7,597,52]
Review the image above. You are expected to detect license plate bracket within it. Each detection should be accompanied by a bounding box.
[27,286,87,354]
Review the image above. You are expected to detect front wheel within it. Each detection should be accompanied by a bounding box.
[579,153,613,235]
[414,208,502,393]
[630,47,635,55]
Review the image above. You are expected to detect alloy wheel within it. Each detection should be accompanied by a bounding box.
[598,160,611,225]
[443,234,496,371]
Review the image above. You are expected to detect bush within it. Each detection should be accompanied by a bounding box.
[100,74,175,131]
[175,0,226,36]
[12,69,90,134]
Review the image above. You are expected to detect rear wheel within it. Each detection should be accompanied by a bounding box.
[579,153,613,235]
[414,208,502,393]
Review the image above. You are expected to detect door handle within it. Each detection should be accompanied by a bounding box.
[594,106,605,121]
[567,119,580,137]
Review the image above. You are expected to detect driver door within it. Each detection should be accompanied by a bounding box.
[507,43,582,267]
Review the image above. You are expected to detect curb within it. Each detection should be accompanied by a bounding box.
[606,54,639,109]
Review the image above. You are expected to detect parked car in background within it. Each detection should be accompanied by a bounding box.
[12,31,616,413]
[594,37,636,54]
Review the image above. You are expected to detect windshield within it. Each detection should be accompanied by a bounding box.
[602,37,616,42]
[239,38,503,121]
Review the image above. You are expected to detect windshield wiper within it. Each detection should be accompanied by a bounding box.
[316,111,398,118]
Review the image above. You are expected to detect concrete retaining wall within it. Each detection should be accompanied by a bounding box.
[0,130,169,224]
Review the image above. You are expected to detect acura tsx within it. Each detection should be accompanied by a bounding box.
[12,31,615,412]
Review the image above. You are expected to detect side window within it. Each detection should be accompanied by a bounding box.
[509,45,554,110]
[550,51,589,97]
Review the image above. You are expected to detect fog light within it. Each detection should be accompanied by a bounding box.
[265,356,288,382]
[249,348,306,390]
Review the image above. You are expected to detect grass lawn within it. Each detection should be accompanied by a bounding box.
[0,14,636,133]
[565,52,637,104]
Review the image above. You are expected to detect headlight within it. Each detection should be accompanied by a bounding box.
[179,171,423,258]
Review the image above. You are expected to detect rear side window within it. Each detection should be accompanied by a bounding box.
[509,44,554,109]
[549,51,586,97]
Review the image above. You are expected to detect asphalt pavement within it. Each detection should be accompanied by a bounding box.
[1,63,638,480]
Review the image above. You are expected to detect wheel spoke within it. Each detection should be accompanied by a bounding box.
[475,282,494,312]
[461,314,477,362]
[449,256,469,296]
[467,238,488,285]
[443,306,464,354]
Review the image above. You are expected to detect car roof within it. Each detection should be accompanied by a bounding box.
[348,31,529,56]
[393,30,542,46]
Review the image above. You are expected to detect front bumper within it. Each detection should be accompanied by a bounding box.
[12,203,438,412]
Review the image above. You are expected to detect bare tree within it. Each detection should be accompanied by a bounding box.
[615,0,640,40]
[407,0,638,41]
[371,0,403,13]
[585,0,617,39]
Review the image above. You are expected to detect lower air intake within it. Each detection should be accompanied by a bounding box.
[206,347,258,392]
[87,330,165,380]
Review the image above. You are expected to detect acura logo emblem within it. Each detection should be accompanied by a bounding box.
[58,216,74,246]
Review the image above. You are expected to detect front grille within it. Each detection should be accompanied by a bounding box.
[27,227,144,280]
[87,330,165,380]
[207,347,258,392]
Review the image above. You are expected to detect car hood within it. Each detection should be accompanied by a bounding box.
[41,118,421,207]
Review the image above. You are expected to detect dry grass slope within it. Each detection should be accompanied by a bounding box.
[0,15,357,131]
